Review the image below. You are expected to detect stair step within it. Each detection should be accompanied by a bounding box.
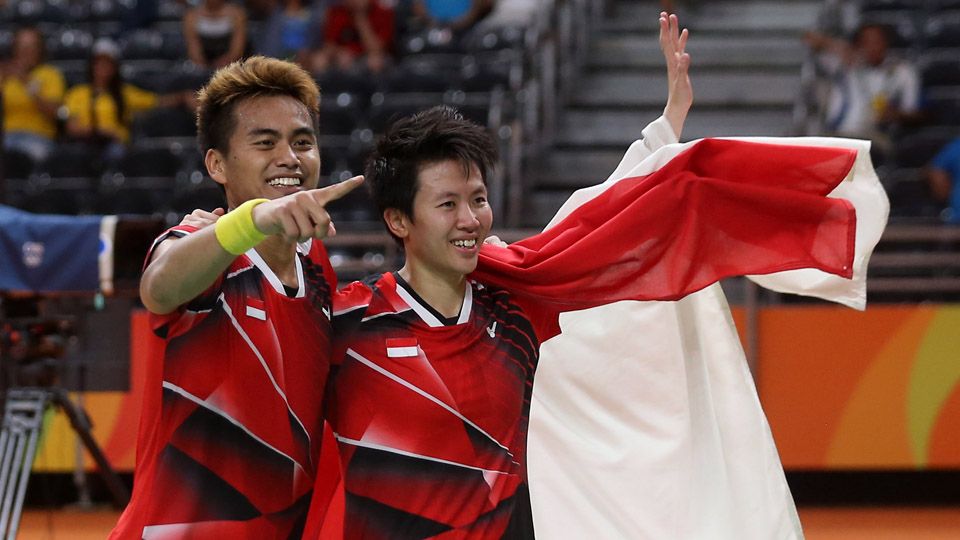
[536,150,627,187]
[557,108,797,147]
[590,35,806,69]
[526,190,576,227]
[604,0,820,34]
[572,70,801,107]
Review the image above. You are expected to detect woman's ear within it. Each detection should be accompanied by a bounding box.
[383,208,409,240]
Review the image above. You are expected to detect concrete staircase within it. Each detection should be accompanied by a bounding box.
[524,0,823,226]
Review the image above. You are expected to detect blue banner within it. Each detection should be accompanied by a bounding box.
[0,205,108,293]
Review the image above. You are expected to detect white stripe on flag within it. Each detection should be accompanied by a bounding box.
[246,305,267,320]
[387,346,418,358]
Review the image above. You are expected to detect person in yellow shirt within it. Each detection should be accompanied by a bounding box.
[1,26,66,163]
[63,38,190,165]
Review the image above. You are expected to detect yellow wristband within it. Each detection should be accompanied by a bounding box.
[214,198,269,255]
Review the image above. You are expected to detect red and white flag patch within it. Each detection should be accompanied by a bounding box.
[386,338,419,358]
[246,299,266,321]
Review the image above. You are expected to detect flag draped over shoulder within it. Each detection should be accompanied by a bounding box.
[481,118,887,539]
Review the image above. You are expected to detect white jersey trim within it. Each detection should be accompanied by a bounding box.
[345,348,515,459]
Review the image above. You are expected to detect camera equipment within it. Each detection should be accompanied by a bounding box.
[0,314,129,540]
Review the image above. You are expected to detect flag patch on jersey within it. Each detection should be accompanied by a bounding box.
[386,338,419,358]
[246,299,266,321]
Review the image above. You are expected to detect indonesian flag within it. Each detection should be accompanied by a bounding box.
[474,118,888,539]
[306,118,887,539]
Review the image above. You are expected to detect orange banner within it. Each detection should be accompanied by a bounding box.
[32,306,960,472]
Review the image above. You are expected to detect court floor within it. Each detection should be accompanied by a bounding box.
[13,506,960,539]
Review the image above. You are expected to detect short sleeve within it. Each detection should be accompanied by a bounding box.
[37,65,66,102]
[144,226,226,339]
[124,84,158,115]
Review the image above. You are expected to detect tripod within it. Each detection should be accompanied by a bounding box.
[0,387,129,540]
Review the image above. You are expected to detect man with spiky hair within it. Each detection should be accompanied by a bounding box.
[110,56,361,539]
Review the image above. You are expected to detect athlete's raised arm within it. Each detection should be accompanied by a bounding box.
[661,11,692,140]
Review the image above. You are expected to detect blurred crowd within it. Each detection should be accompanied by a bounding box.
[1,0,515,218]
[804,0,960,224]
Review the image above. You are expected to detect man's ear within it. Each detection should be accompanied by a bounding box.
[205,148,228,187]
[383,208,409,240]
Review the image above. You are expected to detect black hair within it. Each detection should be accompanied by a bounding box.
[364,105,498,243]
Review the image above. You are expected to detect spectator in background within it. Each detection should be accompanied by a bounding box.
[804,23,922,164]
[309,0,395,74]
[62,39,192,166]
[257,0,327,66]
[183,0,248,69]
[925,138,960,224]
[0,26,65,163]
[410,0,493,34]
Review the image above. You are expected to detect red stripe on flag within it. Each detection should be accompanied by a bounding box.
[473,139,857,337]
[386,338,418,348]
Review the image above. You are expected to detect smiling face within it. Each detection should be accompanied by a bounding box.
[205,94,320,208]
[388,159,492,285]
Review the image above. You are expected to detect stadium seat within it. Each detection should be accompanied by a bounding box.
[924,92,960,127]
[460,52,519,92]
[120,29,165,61]
[40,142,106,179]
[6,0,66,26]
[378,63,454,93]
[462,25,526,53]
[320,96,365,137]
[366,92,445,133]
[930,0,960,13]
[315,71,377,102]
[0,29,12,58]
[924,12,960,48]
[326,172,376,222]
[47,28,93,62]
[122,61,178,93]
[860,0,917,14]
[397,28,465,56]
[131,107,197,140]
[921,54,960,88]
[18,177,97,216]
[3,150,36,180]
[116,144,186,179]
[893,129,958,168]
[885,169,943,219]
[859,12,919,49]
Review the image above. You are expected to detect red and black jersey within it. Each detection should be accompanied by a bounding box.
[111,226,336,540]
[326,272,544,539]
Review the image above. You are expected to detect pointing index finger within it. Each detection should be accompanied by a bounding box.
[312,175,364,205]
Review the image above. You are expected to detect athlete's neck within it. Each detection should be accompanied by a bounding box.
[256,235,300,288]
[397,264,466,318]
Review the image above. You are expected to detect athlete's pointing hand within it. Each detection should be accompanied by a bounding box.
[252,175,364,242]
